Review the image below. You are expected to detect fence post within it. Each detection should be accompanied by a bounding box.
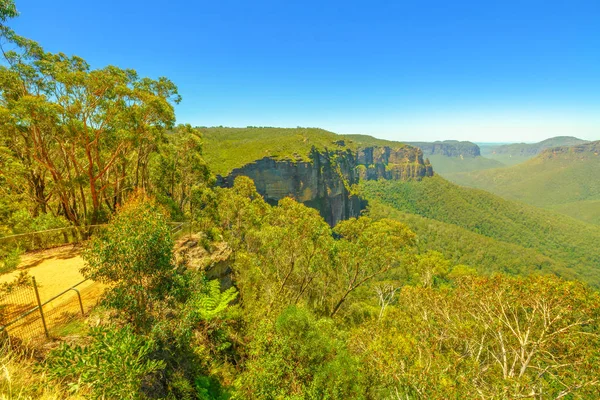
[69,288,85,315]
[31,276,49,338]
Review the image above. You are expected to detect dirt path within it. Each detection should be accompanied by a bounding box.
[1,245,106,342]
[0,245,92,302]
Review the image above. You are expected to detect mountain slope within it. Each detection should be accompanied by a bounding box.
[360,175,600,287]
[401,140,504,174]
[425,154,504,174]
[201,127,432,226]
[447,141,600,224]
[481,136,589,166]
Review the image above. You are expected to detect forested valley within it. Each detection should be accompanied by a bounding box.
[2,2,600,399]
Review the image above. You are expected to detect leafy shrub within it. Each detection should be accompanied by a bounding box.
[46,325,165,399]
[0,246,21,273]
[82,192,176,330]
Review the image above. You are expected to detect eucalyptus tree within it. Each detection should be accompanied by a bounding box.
[0,25,180,225]
[0,0,17,22]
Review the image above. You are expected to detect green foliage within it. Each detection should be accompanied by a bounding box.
[448,141,600,225]
[550,199,600,225]
[149,124,211,221]
[235,306,366,399]
[367,201,562,277]
[0,0,17,22]
[46,325,166,399]
[194,279,238,321]
[352,275,600,399]
[82,193,176,330]
[0,245,20,273]
[0,23,183,226]
[360,175,600,287]
[330,216,415,316]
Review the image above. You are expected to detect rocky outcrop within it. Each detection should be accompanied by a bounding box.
[490,136,589,157]
[542,141,600,159]
[217,146,433,226]
[406,140,481,157]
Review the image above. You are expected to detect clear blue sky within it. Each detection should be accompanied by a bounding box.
[8,0,600,142]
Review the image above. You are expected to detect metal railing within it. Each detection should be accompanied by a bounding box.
[0,221,189,344]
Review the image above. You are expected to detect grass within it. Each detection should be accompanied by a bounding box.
[200,127,409,175]
[0,248,21,275]
[0,343,80,400]
[48,317,87,338]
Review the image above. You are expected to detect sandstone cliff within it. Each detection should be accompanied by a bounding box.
[217,146,433,226]
[405,140,481,157]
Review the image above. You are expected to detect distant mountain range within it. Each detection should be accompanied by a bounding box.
[480,136,589,166]
[448,141,600,224]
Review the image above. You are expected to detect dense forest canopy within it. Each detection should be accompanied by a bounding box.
[2,2,600,399]
[0,16,210,232]
[447,141,600,225]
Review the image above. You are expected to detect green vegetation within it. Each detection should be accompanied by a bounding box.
[46,326,167,399]
[448,141,600,224]
[427,154,504,174]
[201,127,412,176]
[367,201,562,277]
[0,18,208,232]
[481,136,589,166]
[360,175,600,287]
[550,199,600,225]
[202,127,348,175]
[3,2,600,399]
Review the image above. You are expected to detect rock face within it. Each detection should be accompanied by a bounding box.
[406,140,481,157]
[217,146,433,226]
[542,141,600,159]
[490,136,589,157]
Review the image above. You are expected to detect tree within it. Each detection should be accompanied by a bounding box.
[0,27,180,225]
[242,197,334,315]
[352,275,600,399]
[149,124,210,219]
[329,217,415,317]
[0,0,17,22]
[235,306,366,399]
[81,192,175,330]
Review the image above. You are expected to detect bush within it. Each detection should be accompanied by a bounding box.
[0,246,21,273]
[46,325,165,399]
[82,192,176,330]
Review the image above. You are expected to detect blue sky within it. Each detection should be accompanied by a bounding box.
[8,0,600,142]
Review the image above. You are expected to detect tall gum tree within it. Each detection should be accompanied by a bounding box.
[0,26,180,224]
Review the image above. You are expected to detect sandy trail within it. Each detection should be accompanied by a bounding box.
[0,245,92,302]
[1,245,105,342]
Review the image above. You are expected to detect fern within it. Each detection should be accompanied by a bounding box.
[197,280,237,320]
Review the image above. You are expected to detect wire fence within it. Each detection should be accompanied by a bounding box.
[0,277,104,345]
[0,222,187,346]
[0,225,105,253]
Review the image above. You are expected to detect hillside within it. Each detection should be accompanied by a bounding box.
[360,175,600,287]
[426,154,504,174]
[481,136,588,166]
[404,140,481,157]
[448,141,600,224]
[367,202,563,277]
[201,127,419,176]
[201,127,432,225]
[399,140,504,174]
